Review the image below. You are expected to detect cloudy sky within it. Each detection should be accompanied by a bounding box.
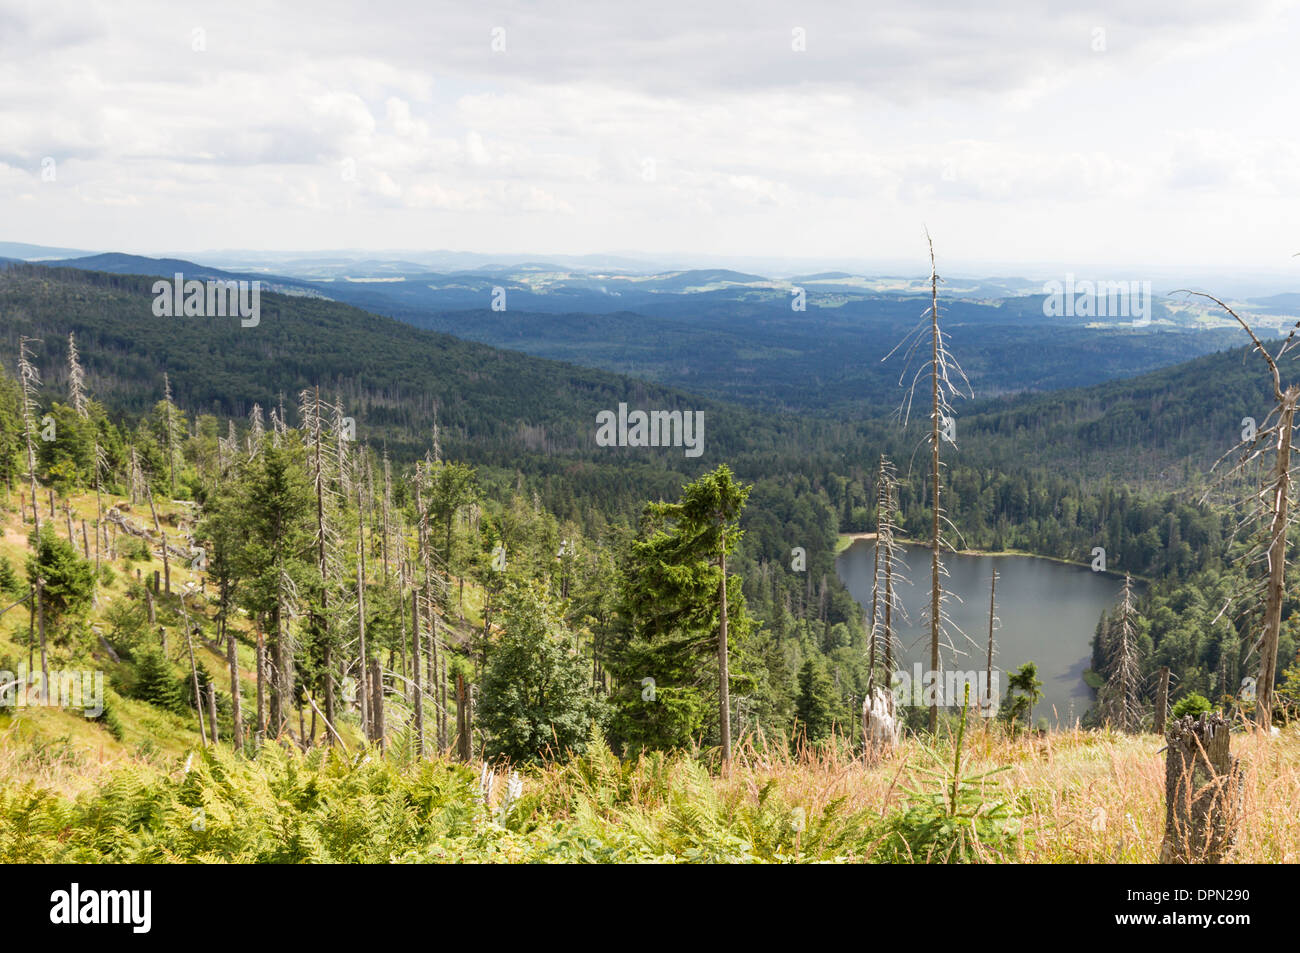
[2,0,1298,272]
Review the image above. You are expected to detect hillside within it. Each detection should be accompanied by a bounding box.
[27,253,1254,418]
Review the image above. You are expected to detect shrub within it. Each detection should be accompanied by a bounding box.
[1172,692,1214,719]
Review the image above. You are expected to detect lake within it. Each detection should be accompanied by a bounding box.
[835,539,1126,726]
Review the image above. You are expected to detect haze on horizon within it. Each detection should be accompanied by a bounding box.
[2,0,1299,272]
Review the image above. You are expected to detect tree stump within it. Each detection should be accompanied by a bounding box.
[1159,713,1242,864]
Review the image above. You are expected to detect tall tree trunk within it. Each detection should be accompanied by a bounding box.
[719,539,731,766]
[35,578,47,693]
[411,586,424,755]
[255,624,267,744]
[1258,394,1295,731]
[227,628,244,752]
[357,499,370,740]
[985,568,997,715]
[185,625,207,746]
[206,682,220,745]
[929,274,942,734]
[1154,665,1170,736]
[370,656,385,747]
[270,602,283,735]
[456,674,472,761]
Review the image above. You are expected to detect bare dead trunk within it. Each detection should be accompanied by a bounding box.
[256,624,267,744]
[929,272,941,734]
[411,587,424,755]
[370,656,385,748]
[35,578,47,691]
[1160,713,1242,864]
[456,674,472,761]
[1258,393,1295,731]
[1154,665,1170,736]
[228,629,244,752]
[719,541,731,765]
[206,682,220,746]
[985,568,997,714]
[186,626,207,746]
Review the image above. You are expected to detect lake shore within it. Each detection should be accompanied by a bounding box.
[835,533,1136,579]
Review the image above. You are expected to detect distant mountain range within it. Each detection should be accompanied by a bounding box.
[0,259,1290,499]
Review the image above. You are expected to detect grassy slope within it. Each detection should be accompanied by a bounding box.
[1,486,1297,862]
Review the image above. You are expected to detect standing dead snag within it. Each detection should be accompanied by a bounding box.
[1159,713,1242,864]
[984,568,998,718]
[1184,290,1298,731]
[865,456,907,755]
[884,234,971,732]
[17,337,42,537]
[1153,665,1171,736]
[1102,573,1144,732]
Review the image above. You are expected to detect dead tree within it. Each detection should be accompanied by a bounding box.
[456,673,473,761]
[17,338,42,537]
[984,567,998,717]
[885,234,971,731]
[302,388,343,738]
[1153,665,1171,735]
[206,682,220,745]
[162,373,180,497]
[369,655,385,747]
[1159,712,1242,863]
[411,579,424,755]
[227,624,244,751]
[867,456,906,695]
[1186,291,1298,731]
[1101,574,1144,732]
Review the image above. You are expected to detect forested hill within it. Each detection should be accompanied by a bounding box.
[0,264,850,500]
[956,336,1291,489]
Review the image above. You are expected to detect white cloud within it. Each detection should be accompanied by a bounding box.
[0,0,1297,267]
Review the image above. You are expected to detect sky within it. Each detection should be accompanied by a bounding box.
[2,0,1299,274]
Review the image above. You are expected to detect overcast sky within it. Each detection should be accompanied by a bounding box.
[2,0,1298,272]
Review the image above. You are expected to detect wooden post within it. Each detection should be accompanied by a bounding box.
[1160,713,1242,864]
[145,585,156,623]
[159,625,168,656]
[162,531,170,595]
[153,569,160,594]
[81,520,90,560]
[48,488,55,518]
[1154,666,1171,735]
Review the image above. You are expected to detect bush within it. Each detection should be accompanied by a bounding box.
[130,648,185,713]
[1172,692,1214,719]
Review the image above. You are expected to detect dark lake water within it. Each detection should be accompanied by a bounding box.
[836,539,1127,726]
